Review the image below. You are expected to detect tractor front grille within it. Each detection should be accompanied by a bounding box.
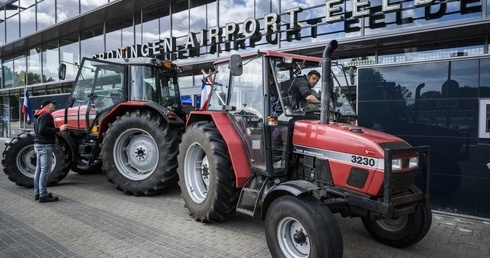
[392,170,417,193]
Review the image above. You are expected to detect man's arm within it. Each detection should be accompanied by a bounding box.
[305,94,320,103]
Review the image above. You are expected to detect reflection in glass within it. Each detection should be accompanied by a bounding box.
[218,0,253,27]
[159,4,170,39]
[142,7,162,44]
[42,40,59,83]
[0,7,5,45]
[37,0,55,31]
[10,92,20,135]
[364,1,482,36]
[27,46,42,85]
[0,95,10,137]
[57,0,78,23]
[106,16,132,52]
[134,11,142,45]
[379,42,484,64]
[356,59,486,206]
[172,0,189,37]
[3,58,14,88]
[81,0,108,14]
[20,3,36,37]
[60,33,80,80]
[14,53,26,87]
[81,26,104,58]
[480,58,490,97]
[6,11,19,43]
[190,0,215,56]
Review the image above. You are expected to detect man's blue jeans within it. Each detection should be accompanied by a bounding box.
[34,144,53,198]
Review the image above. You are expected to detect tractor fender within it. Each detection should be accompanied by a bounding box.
[98,101,185,137]
[57,132,78,162]
[260,180,320,220]
[186,111,252,188]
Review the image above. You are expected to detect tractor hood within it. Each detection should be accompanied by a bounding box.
[52,109,64,119]
[292,120,410,159]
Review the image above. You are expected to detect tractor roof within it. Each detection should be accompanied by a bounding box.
[214,50,322,65]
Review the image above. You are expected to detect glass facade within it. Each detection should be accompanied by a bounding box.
[0,0,487,218]
[357,57,490,218]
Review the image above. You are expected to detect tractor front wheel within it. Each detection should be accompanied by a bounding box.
[265,195,343,258]
[177,121,240,222]
[2,133,70,187]
[361,205,432,248]
[101,110,180,195]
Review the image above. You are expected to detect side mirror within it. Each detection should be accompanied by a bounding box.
[229,54,243,76]
[58,63,67,80]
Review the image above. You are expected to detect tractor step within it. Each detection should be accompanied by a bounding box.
[236,188,258,216]
[236,175,268,218]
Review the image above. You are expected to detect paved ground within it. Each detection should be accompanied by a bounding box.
[1,170,489,258]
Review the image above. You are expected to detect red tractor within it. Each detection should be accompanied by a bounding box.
[2,57,188,195]
[177,40,431,257]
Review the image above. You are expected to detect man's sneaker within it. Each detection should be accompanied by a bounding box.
[35,193,52,201]
[39,194,59,203]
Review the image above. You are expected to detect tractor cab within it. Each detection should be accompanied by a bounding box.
[55,57,185,173]
[206,51,356,177]
[58,57,183,133]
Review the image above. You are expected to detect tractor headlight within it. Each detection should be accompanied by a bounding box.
[409,156,419,168]
[392,158,402,170]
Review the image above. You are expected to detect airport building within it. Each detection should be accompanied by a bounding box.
[0,0,489,218]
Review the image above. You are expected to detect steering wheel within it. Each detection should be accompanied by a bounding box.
[109,90,124,104]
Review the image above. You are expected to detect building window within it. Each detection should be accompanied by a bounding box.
[81,0,108,14]
[37,0,55,31]
[81,25,104,59]
[42,40,59,83]
[379,41,485,64]
[20,0,36,38]
[106,15,133,53]
[5,2,19,43]
[27,46,42,85]
[0,6,5,45]
[60,33,79,81]
[57,0,78,24]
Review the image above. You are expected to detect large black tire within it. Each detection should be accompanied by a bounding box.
[265,195,343,258]
[2,133,71,188]
[177,121,240,222]
[101,110,180,196]
[362,204,432,248]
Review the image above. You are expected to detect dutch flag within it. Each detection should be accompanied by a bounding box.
[200,69,212,110]
[22,89,33,125]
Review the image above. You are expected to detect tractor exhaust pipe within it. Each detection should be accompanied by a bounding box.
[320,40,338,125]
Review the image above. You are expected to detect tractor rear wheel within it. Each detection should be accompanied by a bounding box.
[2,133,70,187]
[265,195,343,258]
[177,121,240,222]
[101,110,180,195]
[361,204,432,248]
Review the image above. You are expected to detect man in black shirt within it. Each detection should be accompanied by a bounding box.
[33,99,67,203]
[290,70,321,106]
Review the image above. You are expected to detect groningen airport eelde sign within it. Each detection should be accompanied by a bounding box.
[93,0,481,60]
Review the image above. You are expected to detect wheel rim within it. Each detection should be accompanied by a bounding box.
[277,216,310,258]
[113,128,158,181]
[375,215,408,232]
[16,145,56,178]
[183,142,210,204]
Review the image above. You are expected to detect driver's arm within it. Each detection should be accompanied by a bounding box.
[305,94,320,103]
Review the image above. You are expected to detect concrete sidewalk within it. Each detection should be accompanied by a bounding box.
[1,170,489,258]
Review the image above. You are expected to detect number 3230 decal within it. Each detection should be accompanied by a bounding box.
[351,155,376,167]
